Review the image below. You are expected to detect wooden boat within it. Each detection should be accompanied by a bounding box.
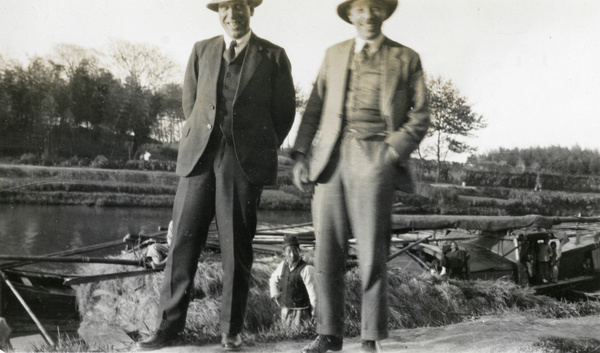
[391,214,600,296]
[0,268,80,320]
[2,215,598,328]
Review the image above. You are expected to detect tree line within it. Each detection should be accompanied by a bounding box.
[1,41,487,173]
[0,41,184,160]
[467,145,600,176]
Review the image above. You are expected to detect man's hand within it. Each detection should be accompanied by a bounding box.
[385,145,401,165]
[292,156,310,192]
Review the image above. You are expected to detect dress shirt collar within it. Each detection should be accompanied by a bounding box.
[287,258,301,271]
[224,30,252,55]
[354,33,385,54]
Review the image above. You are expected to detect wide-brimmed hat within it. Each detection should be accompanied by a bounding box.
[282,235,300,249]
[337,0,398,23]
[207,0,262,12]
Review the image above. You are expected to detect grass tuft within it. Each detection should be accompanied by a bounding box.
[534,336,600,353]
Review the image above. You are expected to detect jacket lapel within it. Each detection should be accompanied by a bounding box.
[330,40,354,115]
[381,37,402,119]
[208,36,225,86]
[236,33,263,100]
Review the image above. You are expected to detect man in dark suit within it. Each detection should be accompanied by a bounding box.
[136,0,295,350]
[292,0,429,352]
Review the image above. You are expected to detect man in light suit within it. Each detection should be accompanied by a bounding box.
[136,0,295,351]
[292,0,429,352]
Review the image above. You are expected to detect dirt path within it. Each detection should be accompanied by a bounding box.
[150,314,600,352]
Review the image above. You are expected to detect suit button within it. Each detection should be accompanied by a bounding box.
[207,124,212,130]
[211,105,215,110]
[224,85,229,89]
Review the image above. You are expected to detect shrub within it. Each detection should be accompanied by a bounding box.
[90,155,110,169]
[19,152,39,165]
[124,159,177,172]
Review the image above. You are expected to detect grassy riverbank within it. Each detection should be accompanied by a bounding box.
[66,252,600,351]
[3,164,600,216]
[0,164,310,210]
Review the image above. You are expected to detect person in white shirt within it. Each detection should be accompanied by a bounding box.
[269,235,317,330]
[145,221,174,269]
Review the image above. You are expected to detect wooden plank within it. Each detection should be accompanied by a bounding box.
[532,275,597,291]
[78,325,134,351]
[0,255,141,266]
[0,239,125,270]
[63,269,160,286]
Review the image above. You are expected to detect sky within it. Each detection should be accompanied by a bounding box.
[1,0,600,161]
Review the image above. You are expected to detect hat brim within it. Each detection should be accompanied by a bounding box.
[207,0,262,12]
[337,0,397,24]
[282,242,300,249]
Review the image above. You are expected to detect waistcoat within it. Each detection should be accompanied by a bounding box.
[280,259,311,309]
[216,47,247,145]
[344,49,386,136]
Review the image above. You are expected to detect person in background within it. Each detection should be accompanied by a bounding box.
[135,0,295,350]
[144,221,174,269]
[291,0,430,351]
[534,173,542,191]
[269,235,317,330]
[442,241,470,280]
[583,256,594,275]
[525,241,537,283]
[550,236,569,283]
[537,238,552,283]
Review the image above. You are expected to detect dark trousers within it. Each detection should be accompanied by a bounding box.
[538,261,551,282]
[313,135,399,340]
[156,131,262,335]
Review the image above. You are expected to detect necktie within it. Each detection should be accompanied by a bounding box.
[225,40,237,62]
[360,43,370,62]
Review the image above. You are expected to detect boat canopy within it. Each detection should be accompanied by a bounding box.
[392,215,599,233]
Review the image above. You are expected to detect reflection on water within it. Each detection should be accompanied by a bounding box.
[0,204,311,271]
[0,204,172,257]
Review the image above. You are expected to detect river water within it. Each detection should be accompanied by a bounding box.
[0,204,311,271]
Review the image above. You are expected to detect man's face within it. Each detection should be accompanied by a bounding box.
[218,0,254,39]
[283,246,301,265]
[347,0,387,40]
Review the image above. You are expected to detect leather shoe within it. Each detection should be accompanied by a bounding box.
[221,333,243,351]
[301,335,343,353]
[361,340,377,352]
[135,331,175,351]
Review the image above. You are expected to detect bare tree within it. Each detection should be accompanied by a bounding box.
[421,76,486,182]
[50,43,101,79]
[107,39,180,91]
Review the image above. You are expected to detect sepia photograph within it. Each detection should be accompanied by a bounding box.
[1,0,599,352]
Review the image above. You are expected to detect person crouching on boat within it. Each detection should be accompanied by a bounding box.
[269,235,317,330]
[145,221,174,269]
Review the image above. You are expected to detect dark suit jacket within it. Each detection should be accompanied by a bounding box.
[293,37,430,191]
[178,33,295,185]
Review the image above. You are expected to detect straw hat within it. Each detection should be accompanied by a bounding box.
[206,0,263,12]
[282,235,300,249]
[337,0,398,23]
